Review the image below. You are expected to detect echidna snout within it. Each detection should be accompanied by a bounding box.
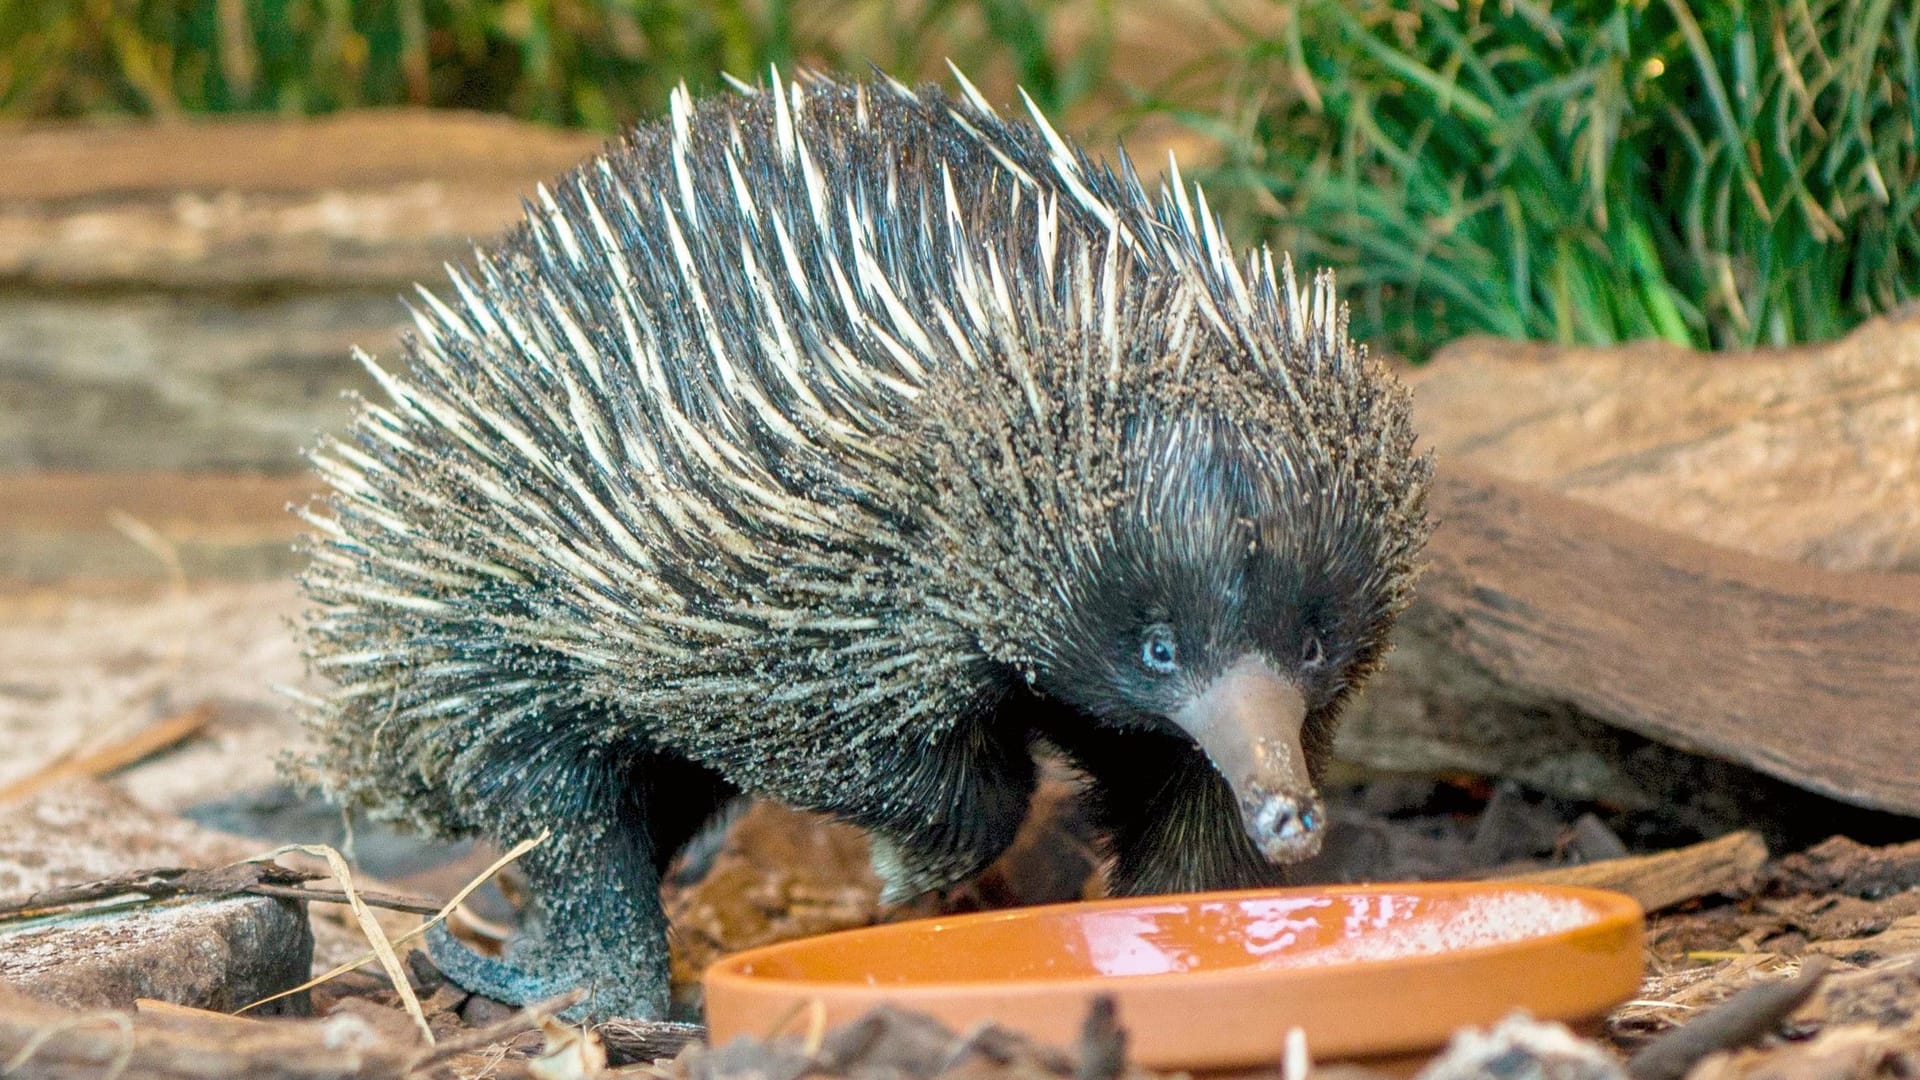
[1248,789,1326,863]
[1172,654,1327,862]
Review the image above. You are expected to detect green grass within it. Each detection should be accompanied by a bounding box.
[1160,0,1920,357]
[4,1,1913,357]
[0,0,1108,129]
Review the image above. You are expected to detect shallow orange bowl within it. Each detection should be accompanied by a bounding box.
[703,881,1644,1072]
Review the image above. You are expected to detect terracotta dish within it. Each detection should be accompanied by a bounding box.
[703,882,1644,1071]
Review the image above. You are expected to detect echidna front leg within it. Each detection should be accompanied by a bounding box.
[1044,725,1286,896]
[428,746,731,1021]
[428,811,671,1021]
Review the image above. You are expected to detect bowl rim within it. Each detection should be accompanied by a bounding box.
[702,879,1645,1000]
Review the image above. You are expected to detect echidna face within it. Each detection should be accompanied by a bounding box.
[1041,432,1406,865]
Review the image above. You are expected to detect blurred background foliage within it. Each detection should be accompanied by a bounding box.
[0,0,1913,358]
[0,0,1113,126]
[1183,0,1920,355]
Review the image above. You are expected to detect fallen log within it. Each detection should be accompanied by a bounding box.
[1342,466,1920,819]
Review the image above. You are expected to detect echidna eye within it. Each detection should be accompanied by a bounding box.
[1301,633,1326,670]
[1140,625,1179,675]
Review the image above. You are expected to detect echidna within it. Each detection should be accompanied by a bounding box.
[296,68,1430,1021]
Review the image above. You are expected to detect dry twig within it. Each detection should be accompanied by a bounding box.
[0,706,214,804]
[0,861,440,924]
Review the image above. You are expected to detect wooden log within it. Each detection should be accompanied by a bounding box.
[0,110,602,290]
[0,291,396,474]
[0,111,606,484]
[1405,314,1920,577]
[1508,831,1768,912]
[1401,466,1920,817]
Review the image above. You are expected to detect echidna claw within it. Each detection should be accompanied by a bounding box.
[424,920,590,1019]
